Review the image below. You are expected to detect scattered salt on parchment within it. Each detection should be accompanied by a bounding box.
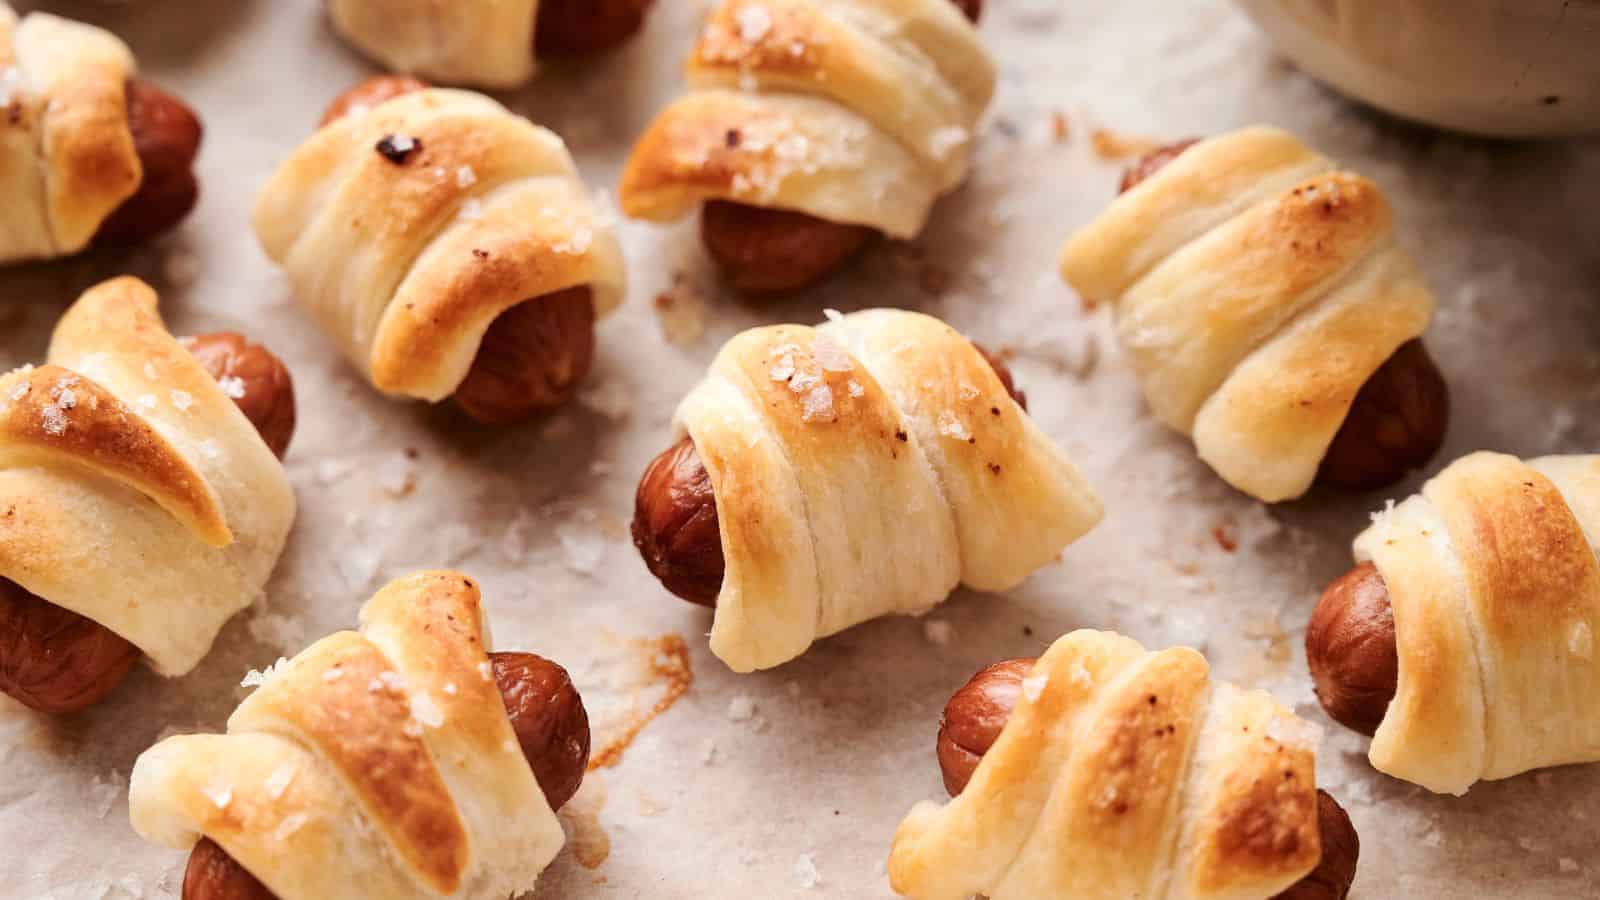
[793,853,821,889]
[88,771,126,820]
[923,620,953,646]
[822,308,845,324]
[727,695,756,722]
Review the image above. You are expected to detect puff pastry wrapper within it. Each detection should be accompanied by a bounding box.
[1352,451,1600,795]
[0,277,295,676]
[674,309,1102,673]
[327,0,543,88]
[130,571,564,900]
[889,630,1324,900]
[254,87,626,404]
[619,0,997,239]
[0,3,141,264]
[1059,126,1437,502]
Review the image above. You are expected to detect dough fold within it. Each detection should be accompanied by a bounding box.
[327,0,543,88]
[0,277,295,676]
[674,309,1101,672]
[1059,126,1436,502]
[254,87,625,403]
[889,630,1324,900]
[1353,452,1600,795]
[130,571,564,900]
[619,0,996,239]
[0,3,141,264]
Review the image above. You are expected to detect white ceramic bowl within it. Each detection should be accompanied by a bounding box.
[1235,0,1600,138]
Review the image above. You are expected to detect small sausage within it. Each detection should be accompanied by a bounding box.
[631,345,1026,605]
[182,840,277,900]
[180,333,298,460]
[181,650,592,900]
[1118,142,1449,495]
[937,658,1360,899]
[535,0,655,57]
[936,657,1033,796]
[1274,790,1361,900]
[694,0,979,296]
[631,436,724,608]
[1117,138,1201,195]
[0,333,300,715]
[1305,562,1399,736]
[0,578,141,714]
[319,74,430,129]
[1316,339,1449,492]
[700,200,877,297]
[450,287,597,426]
[94,80,203,247]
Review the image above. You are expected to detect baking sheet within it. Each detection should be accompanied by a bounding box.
[2,0,1599,897]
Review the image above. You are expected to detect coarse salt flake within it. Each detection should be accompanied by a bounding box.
[477,660,494,681]
[264,766,296,799]
[847,380,864,398]
[727,695,756,721]
[203,780,233,810]
[1569,621,1593,659]
[460,198,484,221]
[217,375,247,399]
[54,388,76,409]
[409,692,445,728]
[272,812,310,841]
[455,165,477,188]
[170,390,194,412]
[322,668,344,682]
[811,335,853,372]
[769,355,797,382]
[793,852,821,889]
[937,411,971,441]
[822,308,845,324]
[1022,673,1048,701]
[40,405,68,435]
[7,381,27,401]
[801,383,835,423]
[737,5,774,42]
[241,657,288,688]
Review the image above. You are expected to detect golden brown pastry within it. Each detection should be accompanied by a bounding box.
[0,4,203,262]
[1307,451,1600,795]
[0,278,297,713]
[631,309,1101,672]
[891,630,1359,900]
[1059,126,1449,502]
[253,78,626,425]
[618,0,996,294]
[131,571,592,900]
[326,0,656,88]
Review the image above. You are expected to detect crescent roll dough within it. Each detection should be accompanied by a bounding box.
[130,571,564,900]
[1352,451,1600,795]
[619,0,997,239]
[1059,126,1437,502]
[890,630,1325,900]
[253,87,625,404]
[0,277,295,676]
[0,3,142,264]
[676,309,1102,673]
[328,0,543,88]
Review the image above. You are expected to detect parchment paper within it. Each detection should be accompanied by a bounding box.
[2,1,1598,897]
